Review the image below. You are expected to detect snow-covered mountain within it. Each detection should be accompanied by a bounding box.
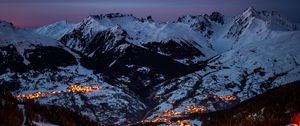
[0,20,146,125]
[34,20,75,40]
[141,8,300,125]
[225,7,298,42]
[38,13,217,65]
[0,20,76,70]
[1,7,300,125]
[58,14,195,97]
[177,12,224,38]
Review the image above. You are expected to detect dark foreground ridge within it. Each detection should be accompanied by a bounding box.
[135,80,300,126]
[0,91,102,126]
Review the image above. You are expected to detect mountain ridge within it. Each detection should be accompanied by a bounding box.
[0,7,299,125]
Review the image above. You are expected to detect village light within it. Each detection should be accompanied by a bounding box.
[16,85,102,99]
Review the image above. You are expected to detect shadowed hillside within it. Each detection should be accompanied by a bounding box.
[135,80,300,126]
[0,91,102,126]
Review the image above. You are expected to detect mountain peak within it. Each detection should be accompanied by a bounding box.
[245,7,256,12]
[90,13,135,20]
[0,20,14,28]
[109,25,128,38]
[34,20,75,40]
[41,20,71,29]
[242,7,258,17]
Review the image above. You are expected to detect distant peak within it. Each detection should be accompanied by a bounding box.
[242,7,258,17]
[110,25,123,32]
[0,20,14,28]
[239,7,287,22]
[90,13,135,19]
[109,25,127,36]
[245,7,256,12]
[178,14,206,20]
[146,16,154,22]
[139,16,154,23]
[47,20,69,27]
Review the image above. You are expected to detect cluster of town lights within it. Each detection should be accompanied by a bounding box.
[185,106,207,113]
[203,95,237,101]
[16,84,238,125]
[217,95,237,101]
[141,105,207,125]
[16,85,102,99]
[142,94,237,125]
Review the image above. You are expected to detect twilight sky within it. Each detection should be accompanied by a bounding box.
[0,0,299,28]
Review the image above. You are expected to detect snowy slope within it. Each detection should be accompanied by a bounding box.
[0,20,148,125]
[225,7,298,42]
[144,8,300,123]
[0,20,76,67]
[177,12,224,38]
[34,21,75,40]
[56,13,217,65]
[0,20,62,47]
[208,7,298,53]
[70,13,211,46]
[2,68,146,125]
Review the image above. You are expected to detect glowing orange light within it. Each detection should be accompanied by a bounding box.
[218,95,237,101]
[289,113,300,126]
[204,95,237,101]
[16,85,102,99]
[185,106,207,113]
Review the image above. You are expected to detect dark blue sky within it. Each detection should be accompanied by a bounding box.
[0,0,299,27]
